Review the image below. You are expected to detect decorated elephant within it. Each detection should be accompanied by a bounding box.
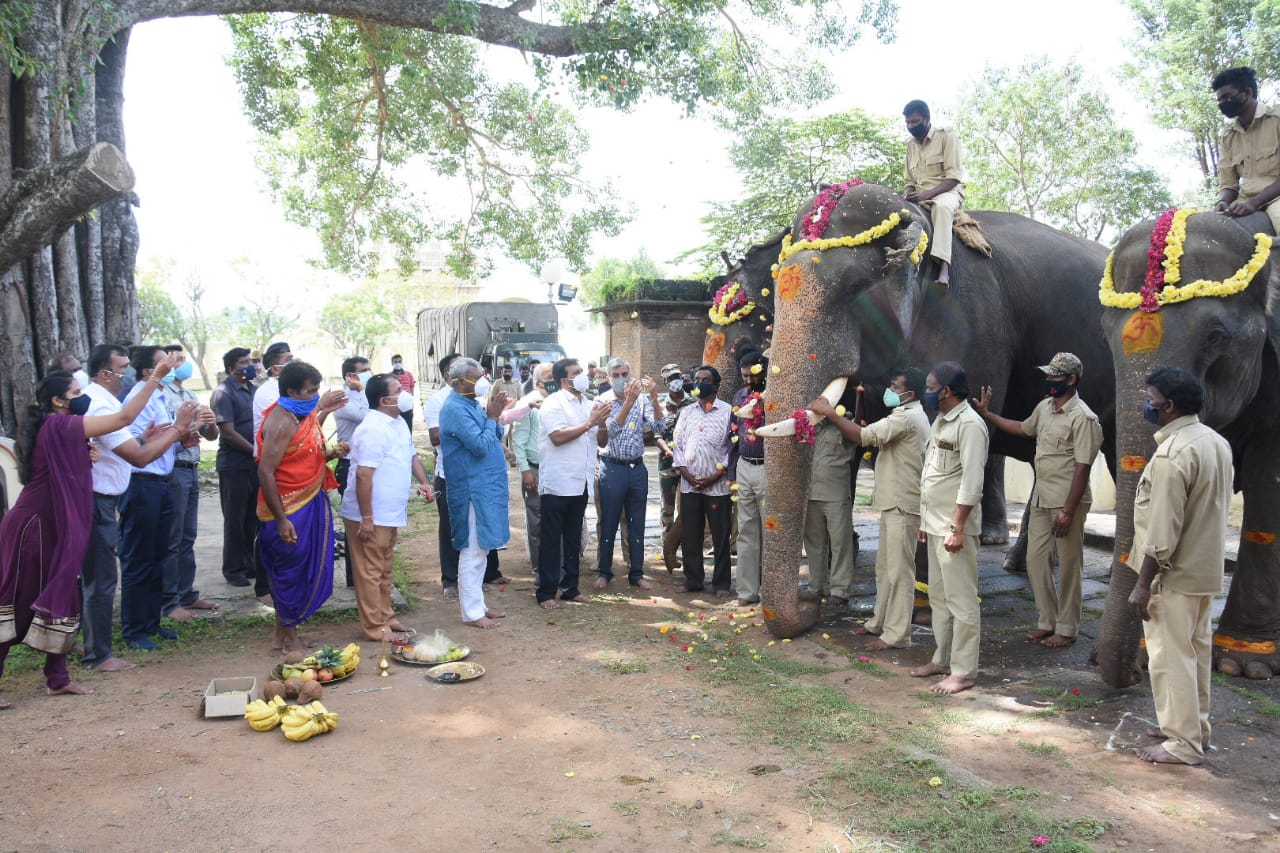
[753,181,1117,637]
[1095,209,1280,686]
[705,231,784,399]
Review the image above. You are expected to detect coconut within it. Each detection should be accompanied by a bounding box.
[263,680,288,703]
[283,676,304,698]
[298,681,324,703]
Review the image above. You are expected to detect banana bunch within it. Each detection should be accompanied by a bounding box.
[330,642,361,678]
[244,695,288,731]
[280,701,340,742]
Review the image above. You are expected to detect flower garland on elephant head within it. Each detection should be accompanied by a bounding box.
[802,179,864,241]
[1098,207,1272,312]
[708,280,756,326]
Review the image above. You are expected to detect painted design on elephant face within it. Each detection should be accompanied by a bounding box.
[1243,530,1277,545]
[776,265,803,301]
[764,516,780,532]
[703,331,726,365]
[1120,311,1163,356]
[1119,455,1147,472]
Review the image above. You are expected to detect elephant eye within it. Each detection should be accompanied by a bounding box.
[1204,327,1230,349]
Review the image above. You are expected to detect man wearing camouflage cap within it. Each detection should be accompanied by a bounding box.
[975,352,1103,648]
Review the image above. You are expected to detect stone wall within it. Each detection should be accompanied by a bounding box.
[596,300,711,381]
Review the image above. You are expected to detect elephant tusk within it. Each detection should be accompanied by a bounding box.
[756,417,797,437]
[736,398,758,420]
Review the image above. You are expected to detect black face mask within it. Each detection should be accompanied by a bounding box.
[1219,95,1247,119]
[908,122,929,140]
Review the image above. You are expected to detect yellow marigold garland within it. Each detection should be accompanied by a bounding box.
[1161,207,1195,285]
[909,231,929,265]
[708,281,757,326]
[1098,231,1272,310]
[777,210,905,264]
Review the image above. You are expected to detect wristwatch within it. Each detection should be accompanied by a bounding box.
[947,523,959,533]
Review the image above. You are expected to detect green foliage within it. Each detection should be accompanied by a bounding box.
[958,57,1172,241]
[0,2,39,78]
[578,251,665,308]
[319,290,396,359]
[136,277,185,346]
[223,1,898,277]
[1125,0,1280,187]
[693,108,904,266]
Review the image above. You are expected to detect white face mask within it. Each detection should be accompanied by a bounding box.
[571,373,591,393]
[611,377,628,396]
[397,390,413,412]
[474,376,492,399]
[667,378,683,392]
[356,370,372,387]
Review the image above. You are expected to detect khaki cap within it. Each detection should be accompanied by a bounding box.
[1038,352,1083,377]
[660,363,683,379]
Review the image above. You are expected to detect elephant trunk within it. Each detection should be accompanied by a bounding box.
[758,259,857,638]
[1096,359,1158,688]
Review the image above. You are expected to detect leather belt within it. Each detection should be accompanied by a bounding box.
[174,460,198,469]
[131,472,172,483]
[740,456,765,465]
[602,456,644,468]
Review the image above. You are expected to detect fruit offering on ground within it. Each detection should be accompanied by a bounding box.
[280,701,340,742]
[244,695,288,732]
[298,680,324,703]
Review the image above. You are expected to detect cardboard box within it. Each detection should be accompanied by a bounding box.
[203,677,262,718]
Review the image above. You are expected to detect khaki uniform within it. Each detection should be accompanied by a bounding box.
[859,400,930,646]
[905,125,966,265]
[1020,394,1104,638]
[803,420,857,600]
[919,400,988,680]
[1127,415,1233,765]
[1219,104,1280,234]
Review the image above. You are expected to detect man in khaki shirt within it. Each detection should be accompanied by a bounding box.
[911,362,988,694]
[1213,66,1280,234]
[1127,368,1233,766]
[903,99,966,287]
[975,353,1103,648]
[799,410,857,608]
[813,368,930,648]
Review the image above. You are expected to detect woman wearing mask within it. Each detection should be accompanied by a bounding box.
[0,359,178,709]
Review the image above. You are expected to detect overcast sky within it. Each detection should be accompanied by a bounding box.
[124,0,1203,355]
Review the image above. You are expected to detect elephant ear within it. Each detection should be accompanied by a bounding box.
[884,209,929,343]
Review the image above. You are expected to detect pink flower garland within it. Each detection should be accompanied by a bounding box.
[712,280,749,313]
[1141,208,1177,313]
[790,408,816,445]
[801,179,864,241]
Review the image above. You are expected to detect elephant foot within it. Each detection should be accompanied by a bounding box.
[1213,634,1280,680]
[980,530,1009,546]
[912,606,932,626]
[1002,558,1027,574]
[762,598,821,639]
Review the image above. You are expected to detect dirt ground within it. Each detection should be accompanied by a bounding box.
[2,465,1279,852]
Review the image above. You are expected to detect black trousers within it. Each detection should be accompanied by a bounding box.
[537,490,588,603]
[435,475,500,588]
[680,491,732,592]
[218,468,258,583]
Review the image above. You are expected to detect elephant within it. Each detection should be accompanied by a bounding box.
[1095,209,1280,687]
[752,182,1117,638]
[705,230,784,400]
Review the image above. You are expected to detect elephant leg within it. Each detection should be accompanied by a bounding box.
[911,539,931,625]
[980,454,1008,545]
[1095,561,1143,687]
[1002,502,1032,574]
[1215,432,1280,679]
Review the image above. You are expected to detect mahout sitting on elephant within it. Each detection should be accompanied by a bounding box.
[752,181,1117,638]
[1095,207,1280,686]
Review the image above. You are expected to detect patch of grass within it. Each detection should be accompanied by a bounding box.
[392,552,417,608]
[1212,673,1280,718]
[613,801,639,816]
[603,658,648,675]
[665,802,699,824]
[1018,740,1064,760]
[1022,687,1100,718]
[1058,817,1111,840]
[547,818,599,844]
[999,785,1042,802]
[1159,805,1181,817]
[746,682,883,751]
[711,828,769,848]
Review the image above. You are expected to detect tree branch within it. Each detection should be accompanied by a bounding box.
[0,142,135,274]
[128,0,593,57]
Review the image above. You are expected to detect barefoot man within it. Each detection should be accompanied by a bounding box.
[812,367,930,650]
[439,357,510,628]
[257,361,349,654]
[911,362,988,694]
[1127,368,1232,765]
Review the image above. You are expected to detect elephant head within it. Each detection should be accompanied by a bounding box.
[1096,208,1280,687]
[752,182,930,638]
[704,231,784,398]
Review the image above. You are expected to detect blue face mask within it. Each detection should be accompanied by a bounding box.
[277,395,319,418]
[1143,401,1165,425]
[883,388,902,408]
[923,389,941,412]
[691,382,716,400]
[163,362,194,384]
[67,394,91,416]
[239,364,258,381]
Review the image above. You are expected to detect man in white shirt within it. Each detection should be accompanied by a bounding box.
[536,358,610,609]
[333,355,372,496]
[81,345,193,668]
[342,373,435,641]
[251,341,293,443]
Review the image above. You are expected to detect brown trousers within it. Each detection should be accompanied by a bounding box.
[344,521,398,640]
